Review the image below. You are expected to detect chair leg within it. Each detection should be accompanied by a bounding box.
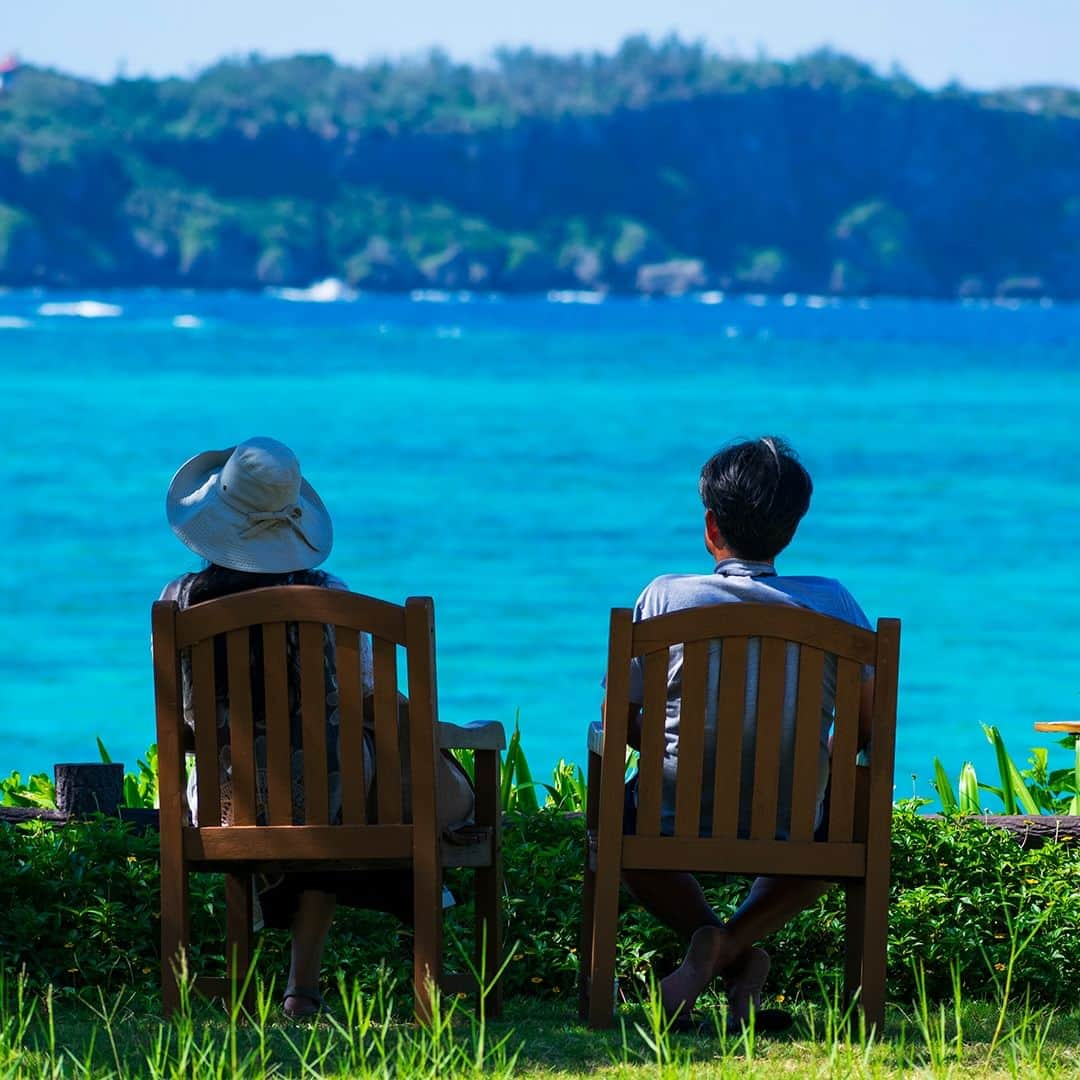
[578,842,597,1021]
[474,748,503,1018]
[579,748,602,1022]
[413,860,443,1025]
[843,881,866,1016]
[858,868,890,1034]
[225,873,255,1014]
[475,865,503,1018]
[586,853,621,1029]
[160,855,191,1016]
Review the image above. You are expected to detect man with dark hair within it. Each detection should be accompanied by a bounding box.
[613,436,874,1028]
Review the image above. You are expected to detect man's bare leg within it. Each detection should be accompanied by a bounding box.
[659,875,829,1019]
[622,868,723,938]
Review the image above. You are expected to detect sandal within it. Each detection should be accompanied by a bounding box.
[283,986,329,1019]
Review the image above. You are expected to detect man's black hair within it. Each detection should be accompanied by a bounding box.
[698,437,813,561]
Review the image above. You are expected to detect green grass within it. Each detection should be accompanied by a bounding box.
[5,966,1080,1079]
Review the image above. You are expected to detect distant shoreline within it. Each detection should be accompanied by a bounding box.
[0,282,1073,309]
[3,47,1078,303]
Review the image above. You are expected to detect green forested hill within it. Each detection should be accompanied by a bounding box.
[1,39,1078,296]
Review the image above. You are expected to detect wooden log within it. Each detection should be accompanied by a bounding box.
[0,806,161,831]
[0,807,67,825]
[924,814,1080,849]
[54,763,123,816]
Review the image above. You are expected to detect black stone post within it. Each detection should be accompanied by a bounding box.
[54,763,124,816]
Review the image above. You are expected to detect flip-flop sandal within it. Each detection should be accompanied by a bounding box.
[282,986,331,1019]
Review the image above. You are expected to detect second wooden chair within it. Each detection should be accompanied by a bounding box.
[579,602,900,1030]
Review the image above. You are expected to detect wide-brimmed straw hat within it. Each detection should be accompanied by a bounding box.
[166,437,333,572]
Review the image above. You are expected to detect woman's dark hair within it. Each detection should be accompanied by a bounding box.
[698,437,813,561]
[183,563,335,725]
[185,564,331,605]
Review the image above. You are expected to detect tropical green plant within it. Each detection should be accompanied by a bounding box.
[932,725,1080,815]
[0,769,55,809]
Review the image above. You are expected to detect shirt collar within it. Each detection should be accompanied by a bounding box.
[714,558,777,579]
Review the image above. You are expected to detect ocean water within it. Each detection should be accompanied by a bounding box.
[3,288,1079,803]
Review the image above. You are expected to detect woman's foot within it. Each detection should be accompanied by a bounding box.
[283,986,326,1019]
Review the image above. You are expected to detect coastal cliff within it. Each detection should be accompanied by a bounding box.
[1,41,1077,297]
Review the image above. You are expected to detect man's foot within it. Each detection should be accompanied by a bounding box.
[723,947,770,1028]
[659,925,734,1023]
[282,986,327,1019]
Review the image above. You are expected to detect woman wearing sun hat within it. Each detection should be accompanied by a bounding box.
[161,436,473,1018]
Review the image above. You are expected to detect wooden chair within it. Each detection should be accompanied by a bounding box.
[579,603,900,1030]
[152,586,505,1022]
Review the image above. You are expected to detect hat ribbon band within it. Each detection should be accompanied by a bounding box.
[238,506,319,552]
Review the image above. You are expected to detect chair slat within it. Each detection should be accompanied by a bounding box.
[190,639,221,827]
[789,646,825,841]
[226,629,256,826]
[674,641,708,837]
[299,622,329,825]
[635,647,668,837]
[827,658,863,842]
[711,637,748,838]
[262,622,292,825]
[372,636,402,824]
[336,627,367,825]
[750,637,787,841]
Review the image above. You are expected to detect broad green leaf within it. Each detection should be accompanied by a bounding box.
[932,758,958,814]
[984,725,1039,815]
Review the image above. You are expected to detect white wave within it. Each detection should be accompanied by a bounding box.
[745,293,768,307]
[805,295,829,309]
[410,289,453,303]
[37,300,122,318]
[696,291,725,305]
[781,293,799,307]
[546,290,605,304]
[0,315,30,329]
[436,325,462,339]
[724,326,741,338]
[172,314,202,328]
[274,277,357,303]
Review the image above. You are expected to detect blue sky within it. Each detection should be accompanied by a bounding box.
[7,0,1078,90]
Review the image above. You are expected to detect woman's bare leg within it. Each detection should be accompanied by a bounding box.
[283,890,337,1016]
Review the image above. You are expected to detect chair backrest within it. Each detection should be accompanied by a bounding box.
[152,586,441,856]
[602,603,900,857]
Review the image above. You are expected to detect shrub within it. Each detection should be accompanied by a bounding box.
[3,802,1080,1009]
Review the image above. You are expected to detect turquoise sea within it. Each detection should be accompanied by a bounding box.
[3,288,1079,802]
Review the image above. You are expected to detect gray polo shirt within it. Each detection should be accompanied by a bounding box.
[627,558,871,836]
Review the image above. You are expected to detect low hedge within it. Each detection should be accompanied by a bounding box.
[1,804,1078,1007]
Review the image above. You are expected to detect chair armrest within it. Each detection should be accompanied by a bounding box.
[439,721,506,751]
[587,720,604,757]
